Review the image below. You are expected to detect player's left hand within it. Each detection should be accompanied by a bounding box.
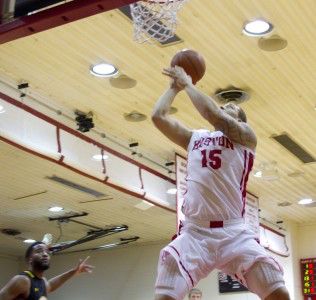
[163,66,193,89]
[74,256,94,275]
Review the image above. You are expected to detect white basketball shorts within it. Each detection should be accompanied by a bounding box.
[155,220,285,299]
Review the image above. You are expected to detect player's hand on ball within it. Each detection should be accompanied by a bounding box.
[169,78,183,92]
[163,66,193,89]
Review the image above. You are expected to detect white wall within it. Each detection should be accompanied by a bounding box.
[0,255,20,287]
[298,223,316,258]
[287,222,302,300]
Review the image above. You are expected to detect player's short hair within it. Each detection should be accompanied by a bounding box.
[237,106,247,123]
[188,288,202,298]
[25,241,45,261]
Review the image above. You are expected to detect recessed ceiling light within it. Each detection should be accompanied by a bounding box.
[0,105,6,113]
[243,20,273,36]
[48,206,64,212]
[92,154,109,161]
[167,188,177,195]
[254,171,262,177]
[90,63,118,77]
[298,198,314,205]
[24,239,36,244]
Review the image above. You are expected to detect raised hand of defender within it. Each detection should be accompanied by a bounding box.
[74,256,94,275]
[163,66,193,89]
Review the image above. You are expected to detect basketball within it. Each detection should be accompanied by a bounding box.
[170,49,206,84]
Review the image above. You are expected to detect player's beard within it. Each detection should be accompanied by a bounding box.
[32,260,50,271]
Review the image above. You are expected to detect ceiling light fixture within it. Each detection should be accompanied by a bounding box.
[24,239,36,244]
[48,206,64,212]
[0,105,5,113]
[253,171,262,178]
[92,154,109,161]
[167,188,177,195]
[90,63,118,77]
[298,198,314,205]
[243,19,273,36]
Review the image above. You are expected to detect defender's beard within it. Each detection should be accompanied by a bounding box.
[32,260,50,271]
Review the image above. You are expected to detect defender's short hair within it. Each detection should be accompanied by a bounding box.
[189,288,202,297]
[25,241,45,261]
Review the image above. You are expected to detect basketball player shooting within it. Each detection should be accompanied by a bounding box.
[151,64,290,300]
[0,242,93,300]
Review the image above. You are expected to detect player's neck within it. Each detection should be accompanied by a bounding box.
[30,269,45,278]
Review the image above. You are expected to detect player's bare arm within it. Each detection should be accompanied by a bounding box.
[152,83,192,150]
[163,66,257,150]
[46,256,93,293]
[0,275,30,300]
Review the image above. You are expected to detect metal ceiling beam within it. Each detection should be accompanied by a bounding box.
[0,0,137,44]
[14,0,65,18]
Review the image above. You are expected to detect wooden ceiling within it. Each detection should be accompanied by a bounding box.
[0,0,315,255]
[0,141,176,255]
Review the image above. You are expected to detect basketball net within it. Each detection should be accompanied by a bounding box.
[130,0,188,43]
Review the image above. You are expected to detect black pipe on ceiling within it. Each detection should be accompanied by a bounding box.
[14,0,65,17]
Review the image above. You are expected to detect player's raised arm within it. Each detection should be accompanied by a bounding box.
[164,66,256,150]
[46,256,93,293]
[152,79,192,150]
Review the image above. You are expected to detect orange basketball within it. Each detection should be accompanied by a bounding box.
[170,49,206,84]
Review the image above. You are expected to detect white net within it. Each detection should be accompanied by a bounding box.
[130,0,188,43]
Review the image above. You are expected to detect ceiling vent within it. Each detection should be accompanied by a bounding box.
[1,228,21,236]
[46,176,106,197]
[271,133,315,164]
[214,88,250,104]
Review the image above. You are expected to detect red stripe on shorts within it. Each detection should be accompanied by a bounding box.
[169,246,194,286]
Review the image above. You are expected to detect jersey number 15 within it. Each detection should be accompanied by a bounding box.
[201,149,222,169]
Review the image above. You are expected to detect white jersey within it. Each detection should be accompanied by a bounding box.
[182,129,255,221]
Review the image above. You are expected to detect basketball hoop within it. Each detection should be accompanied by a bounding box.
[130,0,188,43]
